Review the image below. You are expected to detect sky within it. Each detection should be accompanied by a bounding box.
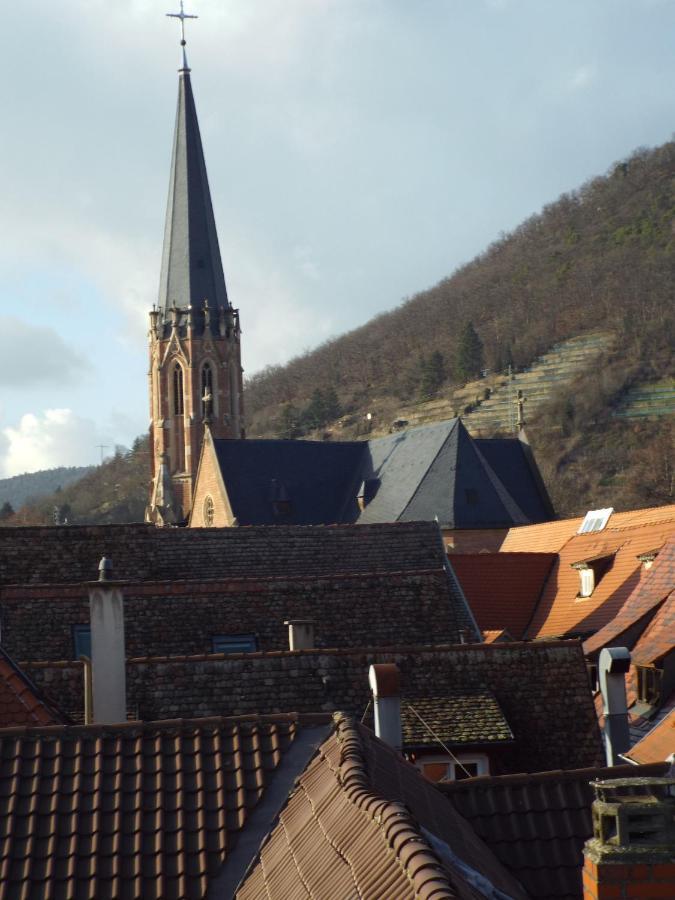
[0,0,673,477]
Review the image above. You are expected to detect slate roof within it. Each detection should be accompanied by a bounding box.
[584,534,675,655]
[450,552,556,638]
[0,648,65,728]
[400,690,513,747]
[474,436,555,523]
[237,713,528,900]
[0,714,331,900]
[625,709,675,764]
[158,65,229,325]
[207,419,552,529]
[0,520,447,586]
[26,641,604,774]
[440,761,671,900]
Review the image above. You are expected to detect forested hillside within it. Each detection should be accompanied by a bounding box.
[0,466,92,517]
[6,142,673,525]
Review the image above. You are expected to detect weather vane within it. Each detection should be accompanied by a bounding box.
[167,1,198,48]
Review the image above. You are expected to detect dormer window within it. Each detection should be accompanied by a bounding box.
[636,666,662,706]
[637,549,660,571]
[572,554,614,598]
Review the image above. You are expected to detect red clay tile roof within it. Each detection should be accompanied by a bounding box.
[450,552,555,638]
[0,713,328,900]
[630,591,675,666]
[524,521,675,639]
[0,648,65,728]
[439,760,670,900]
[482,629,514,643]
[237,713,528,900]
[625,709,675,764]
[583,535,675,655]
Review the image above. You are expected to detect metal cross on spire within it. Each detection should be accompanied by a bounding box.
[167,1,198,68]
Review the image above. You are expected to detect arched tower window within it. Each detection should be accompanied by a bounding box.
[173,363,184,415]
[201,363,214,419]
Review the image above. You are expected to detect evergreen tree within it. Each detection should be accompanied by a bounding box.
[455,321,484,381]
[278,403,302,439]
[322,387,342,422]
[0,501,14,521]
[419,350,446,398]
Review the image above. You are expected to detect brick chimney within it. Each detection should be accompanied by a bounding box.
[368,663,402,752]
[88,557,127,724]
[583,776,675,899]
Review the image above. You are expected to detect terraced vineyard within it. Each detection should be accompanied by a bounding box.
[383,332,614,436]
[613,379,675,420]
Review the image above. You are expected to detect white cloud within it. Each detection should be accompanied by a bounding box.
[1,409,108,477]
[0,318,91,387]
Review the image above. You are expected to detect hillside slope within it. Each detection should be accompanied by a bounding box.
[0,467,92,513]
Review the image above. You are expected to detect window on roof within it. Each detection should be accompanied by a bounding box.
[418,753,488,783]
[72,624,91,660]
[572,555,614,598]
[577,507,613,535]
[211,633,258,654]
[637,666,662,706]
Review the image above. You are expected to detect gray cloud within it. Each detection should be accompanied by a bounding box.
[0,318,91,388]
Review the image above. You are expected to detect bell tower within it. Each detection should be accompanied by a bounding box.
[148,15,244,525]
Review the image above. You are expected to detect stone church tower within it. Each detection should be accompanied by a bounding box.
[147,49,244,525]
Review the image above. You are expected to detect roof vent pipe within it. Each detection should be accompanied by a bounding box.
[88,557,127,724]
[599,647,631,766]
[284,619,315,651]
[368,663,403,753]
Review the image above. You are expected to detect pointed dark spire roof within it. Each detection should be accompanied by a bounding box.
[158,65,229,316]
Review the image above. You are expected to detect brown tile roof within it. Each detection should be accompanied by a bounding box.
[0,521,449,585]
[0,648,65,728]
[625,709,675,764]
[25,640,604,774]
[482,629,514,643]
[450,552,555,638]
[500,504,675,554]
[400,690,513,747]
[237,713,528,900]
[524,521,675,639]
[439,760,670,900]
[583,534,675,655]
[630,591,675,666]
[0,713,329,900]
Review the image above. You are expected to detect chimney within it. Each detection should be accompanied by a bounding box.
[88,557,127,724]
[582,775,675,900]
[599,647,631,766]
[368,663,402,752]
[284,619,315,651]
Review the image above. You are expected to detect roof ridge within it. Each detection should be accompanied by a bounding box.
[0,711,332,739]
[437,760,669,791]
[332,713,457,899]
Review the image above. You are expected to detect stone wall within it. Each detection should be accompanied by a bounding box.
[25,640,603,775]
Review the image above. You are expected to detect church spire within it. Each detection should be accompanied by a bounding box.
[158,4,229,326]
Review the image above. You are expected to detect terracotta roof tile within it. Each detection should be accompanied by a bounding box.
[626,709,675,763]
[0,648,65,728]
[0,714,318,900]
[524,521,675,638]
[439,760,670,900]
[450,552,555,638]
[482,629,514,643]
[630,591,675,666]
[237,714,528,900]
[584,535,675,655]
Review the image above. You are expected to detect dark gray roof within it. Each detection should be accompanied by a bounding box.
[474,436,555,523]
[158,67,229,322]
[211,419,550,529]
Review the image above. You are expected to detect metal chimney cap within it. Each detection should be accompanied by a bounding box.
[600,647,631,674]
[98,557,113,582]
[368,663,401,698]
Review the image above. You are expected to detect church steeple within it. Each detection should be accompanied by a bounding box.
[147,6,245,525]
[157,63,230,328]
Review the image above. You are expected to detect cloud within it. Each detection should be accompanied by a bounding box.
[1,409,109,477]
[0,318,91,388]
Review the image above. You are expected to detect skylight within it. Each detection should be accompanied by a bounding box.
[577,507,614,535]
